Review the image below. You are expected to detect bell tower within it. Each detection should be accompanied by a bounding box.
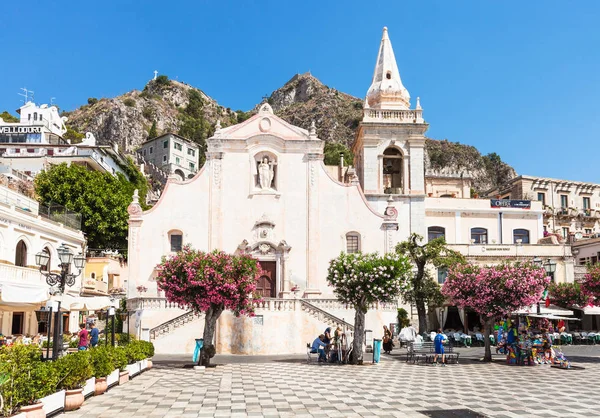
[352,27,429,236]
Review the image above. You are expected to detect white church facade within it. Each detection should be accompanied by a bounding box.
[126,27,573,355]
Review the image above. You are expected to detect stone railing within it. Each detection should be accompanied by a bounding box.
[126,297,181,311]
[300,300,354,332]
[307,298,398,312]
[362,108,424,124]
[574,265,587,282]
[0,263,44,285]
[252,298,298,311]
[150,310,203,341]
[82,279,108,295]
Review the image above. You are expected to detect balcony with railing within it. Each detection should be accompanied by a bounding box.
[0,263,45,286]
[362,108,424,124]
[81,278,108,296]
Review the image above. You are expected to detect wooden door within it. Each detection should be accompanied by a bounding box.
[257,261,276,298]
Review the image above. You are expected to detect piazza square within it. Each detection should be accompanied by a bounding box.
[1,3,600,418]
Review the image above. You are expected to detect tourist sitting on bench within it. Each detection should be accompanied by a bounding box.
[311,334,328,362]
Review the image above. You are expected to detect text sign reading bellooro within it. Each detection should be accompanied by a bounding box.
[490,199,531,209]
[0,126,42,134]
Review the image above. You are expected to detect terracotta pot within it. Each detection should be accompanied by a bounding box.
[64,389,84,411]
[94,377,107,395]
[20,403,46,418]
[119,371,129,385]
[147,360,153,369]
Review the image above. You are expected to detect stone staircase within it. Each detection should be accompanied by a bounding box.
[300,300,354,333]
[149,310,204,341]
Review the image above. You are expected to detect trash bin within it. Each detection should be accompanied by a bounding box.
[373,339,382,363]
[192,338,204,363]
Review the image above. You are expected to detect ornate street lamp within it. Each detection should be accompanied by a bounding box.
[35,243,86,359]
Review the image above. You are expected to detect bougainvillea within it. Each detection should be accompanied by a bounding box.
[548,282,591,309]
[156,246,262,366]
[581,264,600,304]
[326,252,411,364]
[442,262,549,361]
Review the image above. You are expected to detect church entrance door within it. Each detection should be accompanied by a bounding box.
[257,261,276,298]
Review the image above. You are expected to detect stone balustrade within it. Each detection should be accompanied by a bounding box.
[126,297,181,311]
[0,263,44,285]
[252,298,298,311]
[362,108,424,124]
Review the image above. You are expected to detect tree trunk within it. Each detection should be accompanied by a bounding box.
[415,262,428,334]
[200,305,224,367]
[416,298,427,335]
[483,318,493,362]
[351,308,366,365]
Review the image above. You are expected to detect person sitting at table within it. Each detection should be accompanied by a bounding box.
[311,334,328,362]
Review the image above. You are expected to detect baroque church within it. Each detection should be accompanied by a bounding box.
[126,28,552,354]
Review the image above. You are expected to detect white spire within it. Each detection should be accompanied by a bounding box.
[366,27,410,110]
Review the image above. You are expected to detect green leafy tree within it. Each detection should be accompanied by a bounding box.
[397,307,410,329]
[395,234,465,333]
[235,110,252,123]
[87,97,98,105]
[34,163,147,249]
[178,89,213,166]
[63,126,85,143]
[326,252,411,364]
[148,121,158,139]
[323,142,353,166]
[0,111,19,123]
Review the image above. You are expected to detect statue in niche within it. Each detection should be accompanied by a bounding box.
[258,156,275,190]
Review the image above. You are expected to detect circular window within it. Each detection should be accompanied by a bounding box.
[386,72,392,80]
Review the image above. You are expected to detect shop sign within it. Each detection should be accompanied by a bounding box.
[490,199,531,209]
[0,126,42,134]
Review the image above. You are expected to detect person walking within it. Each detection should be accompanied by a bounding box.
[89,322,99,347]
[382,325,394,354]
[433,328,446,366]
[77,323,89,351]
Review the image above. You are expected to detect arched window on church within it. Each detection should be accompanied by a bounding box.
[346,232,361,254]
[383,147,403,194]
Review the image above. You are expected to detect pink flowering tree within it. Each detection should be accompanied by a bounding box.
[156,246,262,366]
[326,252,412,364]
[581,264,600,305]
[442,262,549,361]
[547,282,591,309]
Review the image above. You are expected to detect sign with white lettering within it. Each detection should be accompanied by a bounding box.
[0,126,42,134]
[490,199,531,209]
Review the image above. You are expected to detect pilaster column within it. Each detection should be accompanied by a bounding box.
[455,211,462,243]
[409,137,425,195]
[207,150,224,251]
[304,153,322,298]
[403,155,410,194]
[127,190,144,298]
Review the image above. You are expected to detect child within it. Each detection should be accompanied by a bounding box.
[433,328,446,366]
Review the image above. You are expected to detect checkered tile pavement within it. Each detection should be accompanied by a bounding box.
[62,350,600,418]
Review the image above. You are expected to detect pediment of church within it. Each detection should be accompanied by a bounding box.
[211,103,319,141]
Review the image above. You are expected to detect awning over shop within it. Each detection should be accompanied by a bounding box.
[525,314,580,321]
[0,282,48,306]
[516,304,574,316]
[49,294,118,311]
[579,306,600,315]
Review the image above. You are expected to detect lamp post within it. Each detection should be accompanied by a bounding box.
[533,258,557,315]
[36,243,86,360]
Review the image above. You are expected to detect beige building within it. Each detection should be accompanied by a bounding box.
[487,175,600,241]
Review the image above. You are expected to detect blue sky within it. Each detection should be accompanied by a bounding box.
[1,1,598,182]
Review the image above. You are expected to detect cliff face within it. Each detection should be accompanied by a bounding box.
[65,79,237,152]
[266,73,363,145]
[62,73,515,191]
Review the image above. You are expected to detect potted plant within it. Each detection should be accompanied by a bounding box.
[54,351,93,411]
[0,345,57,418]
[141,341,155,370]
[112,347,129,385]
[89,347,114,396]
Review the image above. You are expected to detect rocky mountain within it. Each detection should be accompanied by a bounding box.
[62,73,515,192]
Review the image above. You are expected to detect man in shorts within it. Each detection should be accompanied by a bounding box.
[433,328,446,366]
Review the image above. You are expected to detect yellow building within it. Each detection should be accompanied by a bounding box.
[82,251,126,297]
